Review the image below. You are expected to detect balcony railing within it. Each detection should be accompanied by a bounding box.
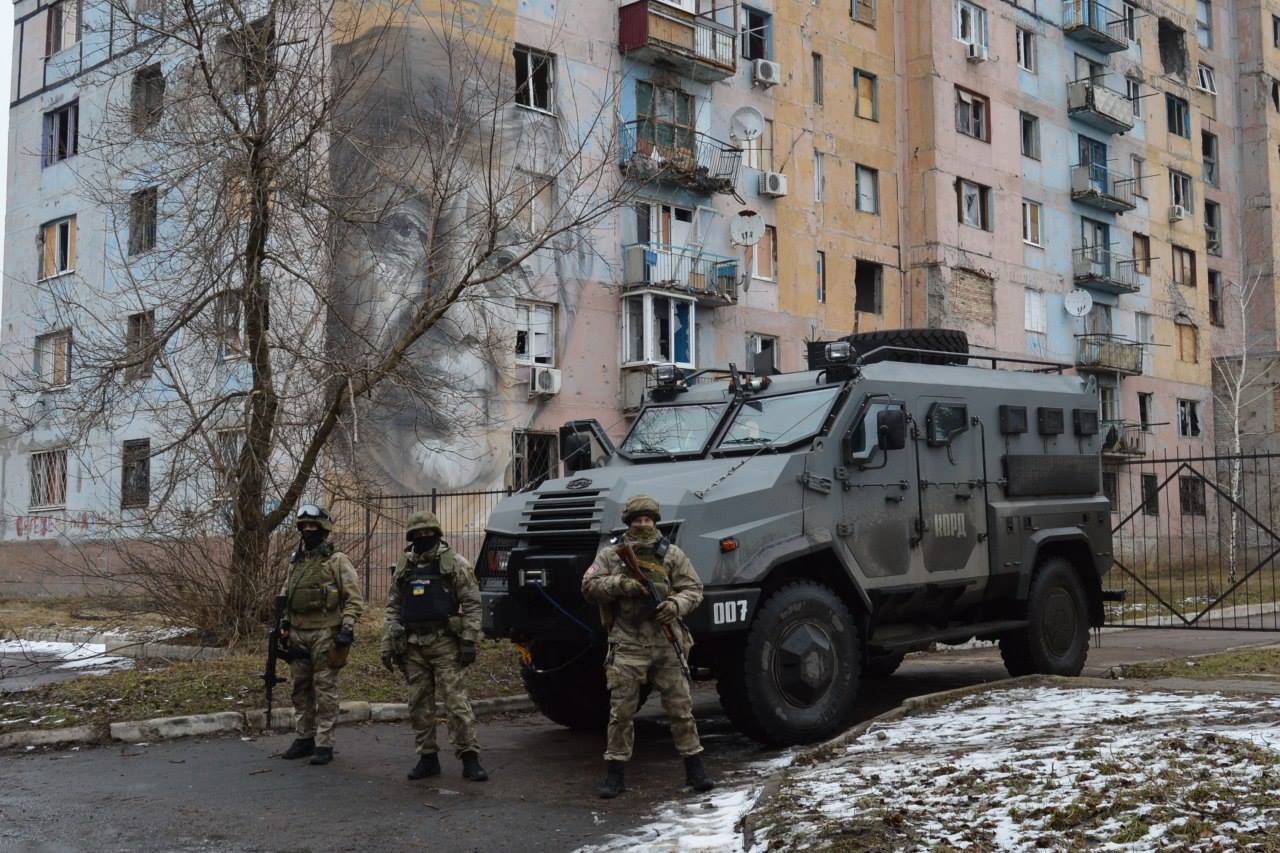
[1076,334,1144,375]
[623,242,739,305]
[619,120,742,195]
[1101,420,1148,457]
[1070,163,1136,213]
[1073,246,1140,294]
[1067,78,1134,135]
[1062,1,1130,53]
[619,1,737,82]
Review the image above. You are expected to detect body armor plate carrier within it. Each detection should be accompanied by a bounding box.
[399,558,458,629]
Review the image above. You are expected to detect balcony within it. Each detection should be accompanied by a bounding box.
[1101,420,1148,457]
[1070,163,1136,213]
[1062,1,1130,53]
[619,1,737,83]
[619,120,742,195]
[1073,246,1140,295]
[1076,334,1144,375]
[1067,79,1134,135]
[623,242,739,306]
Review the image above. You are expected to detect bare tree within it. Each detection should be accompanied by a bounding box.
[7,0,630,641]
[1211,270,1279,582]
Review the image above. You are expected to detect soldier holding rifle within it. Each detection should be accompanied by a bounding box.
[581,495,715,799]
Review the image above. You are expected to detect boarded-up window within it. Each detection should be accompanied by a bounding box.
[34,330,71,386]
[753,225,777,280]
[1176,316,1198,363]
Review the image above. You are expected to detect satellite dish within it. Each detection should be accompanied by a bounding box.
[729,106,765,142]
[1064,289,1094,318]
[730,210,764,246]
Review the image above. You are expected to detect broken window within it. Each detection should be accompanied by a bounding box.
[855,260,883,314]
[1165,94,1191,138]
[1158,18,1188,78]
[39,216,77,280]
[955,87,989,140]
[1205,201,1221,256]
[1169,168,1194,212]
[513,45,555,113]
[42,102,78,166]
[515,301,556,366]
[1177,399,1201,438]
[956,179,992,230]
[742,6,772,60]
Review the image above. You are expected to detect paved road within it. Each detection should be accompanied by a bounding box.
[2,628,1277,853]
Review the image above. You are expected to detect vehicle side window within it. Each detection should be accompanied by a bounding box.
[926,402,968,446]
[846,401,896,461]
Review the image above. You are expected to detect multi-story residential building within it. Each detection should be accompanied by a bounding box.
[2,0,1263,589]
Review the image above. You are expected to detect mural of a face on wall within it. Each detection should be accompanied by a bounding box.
[330,17,529,496]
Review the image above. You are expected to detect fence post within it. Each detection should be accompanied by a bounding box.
[431,487,438,513]
[363,499,372,601]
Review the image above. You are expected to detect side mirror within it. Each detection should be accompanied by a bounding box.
[877,408,907,451]
[561,431,593,474]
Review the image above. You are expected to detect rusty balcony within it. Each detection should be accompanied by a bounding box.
[1062,1,1130,53]
[623,242,739,306]
[1076,334,1144,376]
[619,1,737,83]
[1101,420,1148,457]
[1071,163,1136,213]
[1073,246,1140,295]
[619,120,742,195]
[1067,78,1134,135]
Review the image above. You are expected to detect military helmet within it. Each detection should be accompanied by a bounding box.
[405,510,443,540]
[295,503,333,532]
[622,495,661,524]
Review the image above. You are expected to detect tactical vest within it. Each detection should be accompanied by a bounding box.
[599,537,670,632]
[398,552,458,629]
[285,543,344,627]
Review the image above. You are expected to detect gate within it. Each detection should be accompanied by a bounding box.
[330,490,511,605]
[1105,451,1280,630]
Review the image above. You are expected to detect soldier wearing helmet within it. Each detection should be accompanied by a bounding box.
[381,510,489,782]
[279,504,364,766]
[581,494,714,799]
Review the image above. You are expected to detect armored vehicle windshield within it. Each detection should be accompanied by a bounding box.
[717,386,842,451]
[618,401,728,458]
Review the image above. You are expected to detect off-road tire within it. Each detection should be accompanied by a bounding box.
[847,328,969,366]
[521,644,610,731]
[862,650,907,679]
[999,557,1090,677]
[721,581,861,746]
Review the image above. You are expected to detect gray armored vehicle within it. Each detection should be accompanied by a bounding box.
[478,330,1113,745]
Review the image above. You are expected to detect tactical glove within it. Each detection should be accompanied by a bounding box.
[381,652,396,672]
[335,625,355,647]
[619,578,648,598]
[654,599,679,625]
[457,640,477,667]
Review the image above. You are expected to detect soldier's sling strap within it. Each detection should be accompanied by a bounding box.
[614,542,692,683]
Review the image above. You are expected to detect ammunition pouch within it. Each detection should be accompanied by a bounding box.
[291,582,340,615]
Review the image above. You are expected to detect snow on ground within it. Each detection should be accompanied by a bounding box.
[751,686,1280,852]
[0,639,132,672]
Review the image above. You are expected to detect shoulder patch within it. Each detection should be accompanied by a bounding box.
[584,562,601,578]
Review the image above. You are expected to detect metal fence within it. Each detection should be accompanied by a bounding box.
[1106,451,1280,630]
[330,490,511,605]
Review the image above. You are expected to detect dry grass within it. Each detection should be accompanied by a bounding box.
[1118,645,1280,681]
[0,596,170,637]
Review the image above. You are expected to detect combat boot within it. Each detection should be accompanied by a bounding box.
[460,751,489,782]
[309,747,334,765]
[408,753,441,780]
[598,760,626,799]
[684,755,715,793]
[281,737,314,760]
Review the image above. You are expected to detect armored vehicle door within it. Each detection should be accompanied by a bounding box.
[916,397,987,579]
[837,398,915,578]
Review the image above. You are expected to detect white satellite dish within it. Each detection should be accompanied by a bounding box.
[729,106,765,142]
[1064,289,1094,318]
[730,210,764,246]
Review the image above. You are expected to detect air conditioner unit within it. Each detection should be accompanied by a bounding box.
[759,171,788,197]
[753,59,781,88]
[966,42,988,62]
[1168,204,1189,222]
[529,366,562,396]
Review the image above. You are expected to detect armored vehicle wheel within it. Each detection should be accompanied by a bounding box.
[723,582,861,746]
[521,644,610,731]
[999,557,1090,677]
[847,328,969,366]
[862,651,906,679]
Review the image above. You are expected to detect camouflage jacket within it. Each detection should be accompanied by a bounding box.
[281,542,364,630]
[581,532,702,647]
[382,542,481,650]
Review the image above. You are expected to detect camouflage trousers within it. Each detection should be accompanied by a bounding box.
[289,626,343,748]
[604,638,702,762]
[405,633,480,757]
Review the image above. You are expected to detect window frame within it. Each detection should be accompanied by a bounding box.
[814,150,825,202]
[1169,169,1194,212]
[131,65,165,134]
[1016,27,1036,72]
[742,6,773,61]
[1020,111,1041,160]
[816,250,827,304]
[125,309,157,381]
[745,332,779,374]
[812,52,824,105]
[853,68,878,121]
[34,328,72,388]
[129,187,159,256]
[1195,0,1212,50]
[954,0,988,49]
[1133,232,1151,274]
[1141,472,1160,516]
[1180,475,1207,516]
[852,0,876,27]
[1023,287,1047,335]
[854,259,884,314]
[855,164,879,214]
[1165,93,1191,138]
[1131,154,1146,196]
[1176,317,1199,364]
[1204,200,1222,256]
[38,216,77,281]
[635,81,695,159]
[511,429,560,490]
[1171,245,1197,288]
[956,178,992,231]
[955,87,990,142]
[1126,78,1142,117]
[121,438,151,509]
[45,0,81,57]
[1021,199,1043,247]
[1208,270,1224,326]
[1177,398,1202,438]
[42,101,79,167]
[1201,130,1219,187]
[513,45,556,114]
[28,448,69,510]
[622,290,697,368]
[515,300,558,367]
[752,225,778,281]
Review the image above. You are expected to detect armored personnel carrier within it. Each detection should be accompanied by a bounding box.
[478,330,1112,745]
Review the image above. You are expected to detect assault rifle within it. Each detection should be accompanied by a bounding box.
[262,594,290,728]
[614,542,692,682]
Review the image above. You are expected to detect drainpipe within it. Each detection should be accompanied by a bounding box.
[893,0,911,329]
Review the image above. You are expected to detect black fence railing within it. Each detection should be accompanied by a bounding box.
[330,490,512,605]
[1106,451,1280,630]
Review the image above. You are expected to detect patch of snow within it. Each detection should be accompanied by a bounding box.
[1,639,133,673]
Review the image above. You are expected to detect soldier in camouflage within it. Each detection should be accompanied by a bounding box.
[382,510,489,782]
[581,495,715,798]
[279,504,364,766]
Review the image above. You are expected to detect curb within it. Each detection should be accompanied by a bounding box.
[2,694,535,751]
